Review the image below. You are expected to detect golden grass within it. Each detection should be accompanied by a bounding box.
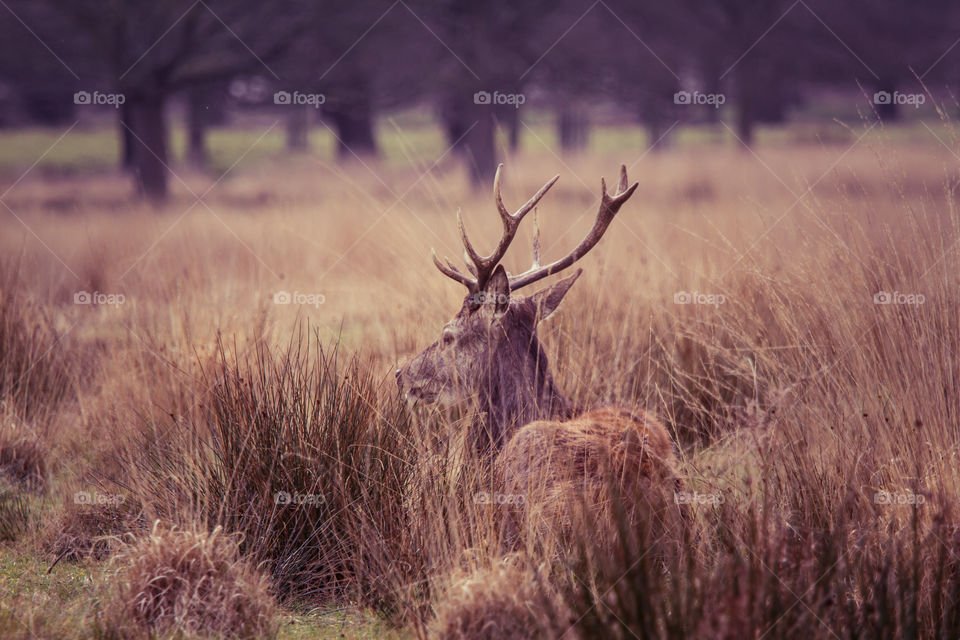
[428,555,560,640]
[1,123,959,636]
[98,522,279,639]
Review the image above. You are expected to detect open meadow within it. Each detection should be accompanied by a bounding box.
[1,117,960,638]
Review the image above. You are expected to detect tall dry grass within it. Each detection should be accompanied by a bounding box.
[106,328,415,606]
[0,127,958,636]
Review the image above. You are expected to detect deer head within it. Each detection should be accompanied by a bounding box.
[397,164,639,450]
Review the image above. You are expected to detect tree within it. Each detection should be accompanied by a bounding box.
[273,0,431,160]
[532,0,684,152]
[185,80,229,168]
[807,0,960,121]
[667,0,805,146]
[414,0,562,186]
[0,2,90,127]
[40,0,302,201]
[533,3,612,153]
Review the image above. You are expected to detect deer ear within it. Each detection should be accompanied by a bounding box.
[526,269,581,323]
[482,264,511,316]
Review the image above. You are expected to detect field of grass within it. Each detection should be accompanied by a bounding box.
[1,115,959,638]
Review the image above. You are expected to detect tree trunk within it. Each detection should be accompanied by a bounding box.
[645,118,671,152]
[506,107,520,153]
[187,88,208,168]
[464,112,496,188]
[329,100,376,160]
[441,96,468,155]
[640,86,674,152]
[286,106,310,151]
[753,66,788,125]
[735,67,756,147]
[119,101,136,170]
[558,106,589,152]
[875,79,899,121]
[127,96,169,202]
[439,88,497,183]
[701,68,723,125]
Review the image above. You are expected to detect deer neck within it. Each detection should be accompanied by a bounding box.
[476,330,572,449]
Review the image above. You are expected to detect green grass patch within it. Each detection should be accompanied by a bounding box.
[0,115,954,181]
[279,608,407,640]
[0,547,400,639]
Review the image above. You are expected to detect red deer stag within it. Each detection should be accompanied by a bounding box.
[397,165,684,541]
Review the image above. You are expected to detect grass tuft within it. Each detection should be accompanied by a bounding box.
[98,521,280,639]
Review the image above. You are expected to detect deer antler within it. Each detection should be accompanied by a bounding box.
[432,165,637,293]
[508,165,637,290]
[433,164,558,292]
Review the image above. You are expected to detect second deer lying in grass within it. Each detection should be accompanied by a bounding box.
[397,164,685,543]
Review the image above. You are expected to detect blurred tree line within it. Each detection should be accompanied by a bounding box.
[0,0,958,201]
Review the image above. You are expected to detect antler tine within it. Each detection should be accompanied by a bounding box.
[432,248,477,290]
[456,208,484,267]
[453,164,558,289]
[496,165,560,225]
[462,248,478,276]
[431,208,483,289]
[508,165,639,291]
[493,163,512,222]
[531,209,541,269]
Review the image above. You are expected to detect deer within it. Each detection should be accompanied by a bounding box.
[396,165,686,545]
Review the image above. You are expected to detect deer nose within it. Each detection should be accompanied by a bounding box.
[395,368,401,380]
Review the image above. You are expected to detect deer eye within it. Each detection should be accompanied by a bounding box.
[442,329,456,346]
